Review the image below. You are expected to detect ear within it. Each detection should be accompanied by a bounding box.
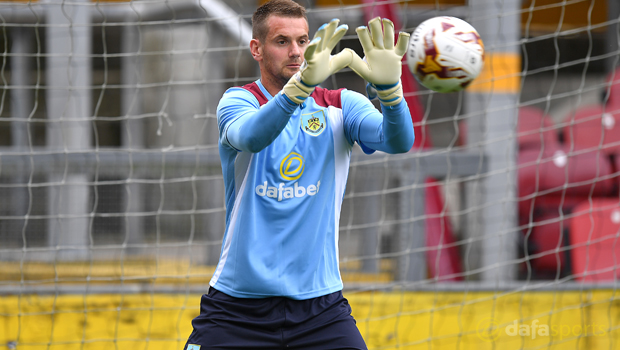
[250,39,262,62]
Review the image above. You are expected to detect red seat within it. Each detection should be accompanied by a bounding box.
[518,106,558,151]
[570,199,620,282]
[518,144,615,219]
[562,104,620,156]
[523,212,568,276]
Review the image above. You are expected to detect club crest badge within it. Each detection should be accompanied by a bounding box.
[301,111,326,136]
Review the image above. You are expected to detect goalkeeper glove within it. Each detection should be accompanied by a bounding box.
[282,19,352,104]
[349,17,410,106]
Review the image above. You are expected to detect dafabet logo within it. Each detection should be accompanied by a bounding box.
[476,318,500,342]
[255,152,320,201]
[280,152,304,180]
[477,318,607,342]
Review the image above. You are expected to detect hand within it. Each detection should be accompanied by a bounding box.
[349,17,409,106]
[349,17,410,86]
[282,19,352,104]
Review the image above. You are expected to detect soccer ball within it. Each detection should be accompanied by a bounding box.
[406,16,484,93]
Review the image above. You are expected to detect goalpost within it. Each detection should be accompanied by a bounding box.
[1,0,620,349]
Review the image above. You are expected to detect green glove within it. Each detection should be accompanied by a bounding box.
[349,17,410,106]
[282,19,352,104]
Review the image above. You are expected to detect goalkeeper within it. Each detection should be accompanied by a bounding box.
[184,0,413,349]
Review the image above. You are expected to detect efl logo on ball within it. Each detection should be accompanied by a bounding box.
[406,16,484,93]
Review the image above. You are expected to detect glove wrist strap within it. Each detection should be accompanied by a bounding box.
[282,73,316,105]
[374,81,403,106]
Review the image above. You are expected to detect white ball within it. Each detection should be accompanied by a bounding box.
[406,16,485,93]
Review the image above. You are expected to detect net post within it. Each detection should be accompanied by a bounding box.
[45,0,93,261]
[9,27,34,248]
[465,0,521,282]
[358,163,381,274]
[396,159,427,283]
[121,18,146,255]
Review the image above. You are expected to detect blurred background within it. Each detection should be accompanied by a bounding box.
[1,0,620,349]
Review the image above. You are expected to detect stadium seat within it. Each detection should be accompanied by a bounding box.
[562,104,620,156]
[425,180,463,281]
[518,144,615,219]
[570,199,620,282]
[522,212,570,278]
[517,106,559,151]
[518,144,614,278]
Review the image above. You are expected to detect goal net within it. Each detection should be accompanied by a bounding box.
[1,0,619,349]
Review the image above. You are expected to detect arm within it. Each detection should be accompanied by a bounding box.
[342,89,414,154]
[343,17,414,153]
[219,19,352,153]
[218,88,298,153]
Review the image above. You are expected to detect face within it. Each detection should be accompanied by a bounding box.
[250,15,309,91]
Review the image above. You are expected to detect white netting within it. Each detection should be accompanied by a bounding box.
[1,0,620,349]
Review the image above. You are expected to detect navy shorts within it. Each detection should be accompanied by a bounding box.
[184,287,367,350]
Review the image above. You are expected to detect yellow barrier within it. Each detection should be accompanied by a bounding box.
[2,290,620,349]
[348,290,620,349]
[0,260,393,285]
[1,293,197,350]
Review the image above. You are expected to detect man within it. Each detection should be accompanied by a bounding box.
[184,0,413,349]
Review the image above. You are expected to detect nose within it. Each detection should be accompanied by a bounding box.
[290,42,302,58]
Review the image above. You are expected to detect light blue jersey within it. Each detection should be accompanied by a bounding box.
[211,80,413,299]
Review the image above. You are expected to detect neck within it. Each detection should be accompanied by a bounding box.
[261,74,287,97]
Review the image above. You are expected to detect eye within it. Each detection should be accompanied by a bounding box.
[277,39,287,45]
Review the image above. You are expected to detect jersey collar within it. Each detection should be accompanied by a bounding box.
[256,80,274,101]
